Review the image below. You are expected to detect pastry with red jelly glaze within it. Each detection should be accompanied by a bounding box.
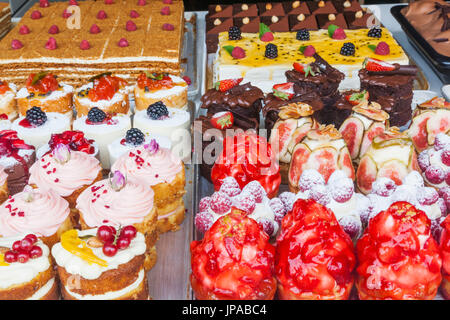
[11,106,71,150]
[74,73,131,117]
[440,215,450,299]
[76,171,158,270]
[190,209,277,300]
[29,144,102,227]
[0,130,36,195]
[111,140,186,233]
[0,166,8,204]
[211,132,281,199]
[36,130,99,159]
[195,177,288,237]
[275,198,356,300]
[16,72,73,120]
[0,80,17,121]
[73,107,131,169]
[356,201,442,300]
[0,186,72,248]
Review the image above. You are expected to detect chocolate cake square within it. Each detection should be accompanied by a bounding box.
[288,14,319,31]
[208,4,233,18]
[257,2,286,17]
[260,15,290,32]
[206,16,233,53]
[233,16,261,33]
[232,3,259,18]
[282,1,310,15]
[333,0,363,13]
[344,11,376,29]
[317,13,348,29]
[307,1,337,14]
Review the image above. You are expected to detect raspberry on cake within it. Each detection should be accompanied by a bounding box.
[111,140,186,233]
[211,132,281,199]
[11,106,71,150]
[0,186,72,248]
[52,227,149,300]
[408,97,450,153]
[73,108,132,169]
[74,73,131,117]
[134,72,188,110]
[191,209,277,300]
[76,170,158,270]
[287,124,355,193]
[356,127,420,194]
[29,144,103,228]
[440,215,450,300]
[0,80,17,121]
[16,72,73,120]
[0,234,58,300]
[0,130,35,195]
[356,202,442,300]
[195,177,288,238]
[275,199,356,300]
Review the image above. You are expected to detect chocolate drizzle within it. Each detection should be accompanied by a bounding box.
[429,2,450,31]
[366,64,418,76]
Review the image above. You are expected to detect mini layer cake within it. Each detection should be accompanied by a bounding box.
[201,81,264,130]
[359,60,418,128]
[134,72,188,110]
[0,186,72,248]
[29,145,103,228]
[111,140,186,233]
[0,130,35,195]
[0,235,58,300]
[0,166,7,204]
[76,171,158,271]
[16,73,73,120]
[134,101,190,160]
[108,128,171,166]
[52,228,149,300]
[0,80,17,120]
[12,107,71,150]
[214,28,408,92]
[74,74,131,117]
[195,178,288,238]
[73,108,131,169]
[36,130,99,159]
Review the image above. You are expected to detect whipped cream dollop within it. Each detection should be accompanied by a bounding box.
[0,188,70,237]
[29,150,101,197]
[111,145,182,187]
[76,178,155,227]
[16,83,73,100]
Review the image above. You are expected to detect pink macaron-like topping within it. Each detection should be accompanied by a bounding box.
[104,0,114,4]
[39,0,50,8]
[97,10,107,19]
[163,0,173,4]
[90,24,101,34]
[130,10,140,18]
[118,38,129,47]
[137,0,147,6]
[161,6,170,15]
[162,23,174,31]
[11,39,23,50]
[80,40,91,50]
[126,20,137,31]
[31,10,42,19]
[69,0,78,5]
[45,37,57,50]
[48,25,59,35]
[62,9,72,18]
[19,25,30,35]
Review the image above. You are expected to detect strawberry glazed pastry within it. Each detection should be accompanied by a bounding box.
[111,140,186,233]
[211,132,281,199]
[440,215,450,300]
[287,124,355,193]
[16,72,73,120]
[195,177,288,237]
[74,73,131,117]
[0,186,72,248]
[76,171,158,270]
[190,209,277,300]
[0,166,8,204]
[356,202,442,300]
[134,72,188,110]
[0,80,17,121]
[275,199,356,300]
[29,144,103,227]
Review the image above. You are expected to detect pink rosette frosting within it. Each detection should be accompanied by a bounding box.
[0,166,7,186]
[111,146,182,187]
[29,151,101,197]
[0,188,70,237]
[76,178,155,227]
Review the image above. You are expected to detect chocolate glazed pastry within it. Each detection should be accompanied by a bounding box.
[200,83,264,130]
[263,92,323,133]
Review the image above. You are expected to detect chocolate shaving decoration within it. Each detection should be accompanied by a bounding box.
[429,2,450,31]
[367,64,418,76]
[433,38,448,43]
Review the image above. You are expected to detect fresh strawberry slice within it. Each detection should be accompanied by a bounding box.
[273,82,294,101]
[363,58,396,72]
[345,90,369,106]
[293,62,306,73]
[210,111,234,130]
[214,78,243,92]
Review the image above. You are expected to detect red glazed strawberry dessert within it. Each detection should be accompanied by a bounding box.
[275,199,356,300]
[356,201,442,300]
[190,209,277,300]
[441,215,450,300]
[211,132,281,198]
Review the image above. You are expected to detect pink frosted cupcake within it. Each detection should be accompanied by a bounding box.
[0,186,72,248]
[75,171,158,270]
[111,140,186,233]
[29,144,103,227]
[0,166,8,204]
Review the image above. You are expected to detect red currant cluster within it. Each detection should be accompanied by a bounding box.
[96,225,137,257]
[4,234,43,263]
